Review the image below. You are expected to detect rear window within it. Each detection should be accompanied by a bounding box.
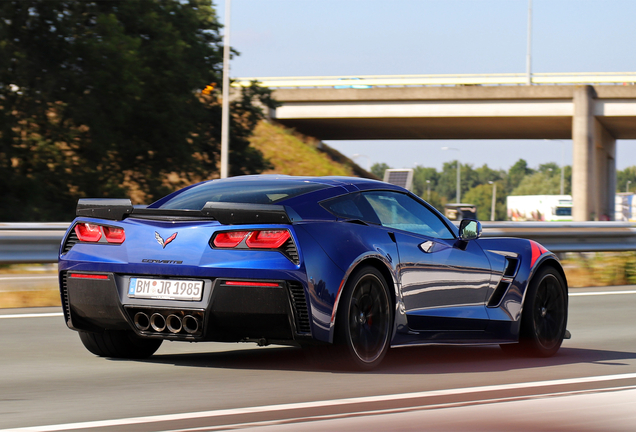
[155,180,329,210]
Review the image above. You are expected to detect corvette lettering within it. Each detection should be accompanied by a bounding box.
[141,259,183,264]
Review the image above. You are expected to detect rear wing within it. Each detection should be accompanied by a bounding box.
[76,199,292,225]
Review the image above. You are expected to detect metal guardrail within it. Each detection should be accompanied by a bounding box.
[0,223,69,264]
[2,222,636,265]
[232,72,636,88]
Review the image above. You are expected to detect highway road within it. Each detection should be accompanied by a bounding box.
[1,286,636,431]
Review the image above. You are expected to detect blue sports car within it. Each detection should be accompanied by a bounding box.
[58,175,569,370]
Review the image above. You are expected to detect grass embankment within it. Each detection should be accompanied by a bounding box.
[249,121,376,178]
[0,264,60,308]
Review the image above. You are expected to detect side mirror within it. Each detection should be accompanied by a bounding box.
[459,219,482,241]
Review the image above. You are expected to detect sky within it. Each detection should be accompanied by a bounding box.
[214,0,636,172]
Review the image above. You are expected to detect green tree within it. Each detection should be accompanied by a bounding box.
[512,171,561,195]
[617,166,636,193]
[370,162,391,180]
[437,161,481,203]
[463,182,506,221]
[412,166,439,198]
[507,159,534,192]
[0,0,275,221]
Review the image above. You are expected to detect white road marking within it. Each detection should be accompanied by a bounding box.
[3,373,636,432]
[159,385,636,432]
[0,313,63,319]
[569,290,636,296]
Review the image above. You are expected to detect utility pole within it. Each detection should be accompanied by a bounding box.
[220,0,231,178]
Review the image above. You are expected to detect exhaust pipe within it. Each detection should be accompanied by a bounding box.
[150,313,166,332]
[183,315,200,334]
[166,314,183,334]
[134,312,150,331]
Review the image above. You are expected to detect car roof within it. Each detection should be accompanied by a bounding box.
[208,174,405,191]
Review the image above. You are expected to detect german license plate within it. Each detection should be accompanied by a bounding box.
[128,277,203,301]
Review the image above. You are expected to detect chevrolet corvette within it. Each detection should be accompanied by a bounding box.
[58,175,569,370]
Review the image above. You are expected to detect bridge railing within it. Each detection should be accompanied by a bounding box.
[232,72,636,89]
[2,222,636,264]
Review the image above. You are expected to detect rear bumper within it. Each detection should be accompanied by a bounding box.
[60,271,312,344]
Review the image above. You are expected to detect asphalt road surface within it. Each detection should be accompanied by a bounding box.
[1,286,636,431]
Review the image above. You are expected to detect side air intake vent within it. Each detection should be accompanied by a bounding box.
[487,257,520,308]
[283,238,299,264]
[61,229,79,254]
[60,272,72,325]
[288,282,311,335]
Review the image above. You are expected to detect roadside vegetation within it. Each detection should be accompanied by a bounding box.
[372,161,636,221]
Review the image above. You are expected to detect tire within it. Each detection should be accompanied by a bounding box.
[505,266,567,357]
[78,330,163,359]
[334,266,393,370]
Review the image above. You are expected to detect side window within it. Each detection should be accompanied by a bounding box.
[362,191,455,239]
[321,193,381,224]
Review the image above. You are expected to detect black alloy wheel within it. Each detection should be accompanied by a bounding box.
[511,266,568,357]
[336,266,393,370]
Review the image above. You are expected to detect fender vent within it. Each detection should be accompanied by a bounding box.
[488,257,519,307]
[61,229,79,254]
[288,282,311,335]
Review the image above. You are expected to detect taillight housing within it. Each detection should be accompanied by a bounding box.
[245,230,290,249]
[74,223,102,242]
[213,231,250,248]
[74,222,126,244]
[212,229,291,250]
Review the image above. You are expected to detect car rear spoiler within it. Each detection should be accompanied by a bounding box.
[76,199,293,224]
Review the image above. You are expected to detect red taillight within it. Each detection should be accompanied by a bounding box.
[103,226,126,244]
[213,231,250,248]
[245,230,290,249]
[74,222,125,244]
[75,223,102,242]
[212,229,291,250]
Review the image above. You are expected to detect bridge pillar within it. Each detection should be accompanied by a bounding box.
[572,86,616,221]
[594,119,616,220]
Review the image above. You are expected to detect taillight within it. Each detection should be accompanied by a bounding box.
[213,231,250,248]
[75,223,102,242]
[245,230,290,249]
[74,222,125,244]
[103,226,126,244]
[212,229,291,250]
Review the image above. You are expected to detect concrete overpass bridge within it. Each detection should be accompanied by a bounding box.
[234,73,636,221]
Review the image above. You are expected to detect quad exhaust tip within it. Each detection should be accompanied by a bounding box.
[183,315,200,334]
[166,314,183,334]
[150,313,166,332]
[134,312,150,331]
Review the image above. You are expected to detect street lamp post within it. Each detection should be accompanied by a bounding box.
[220,0,231,179]
[442,147,460,203]
[489,181,497,221]
[627,180,632,193]
[426,180,431,201]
